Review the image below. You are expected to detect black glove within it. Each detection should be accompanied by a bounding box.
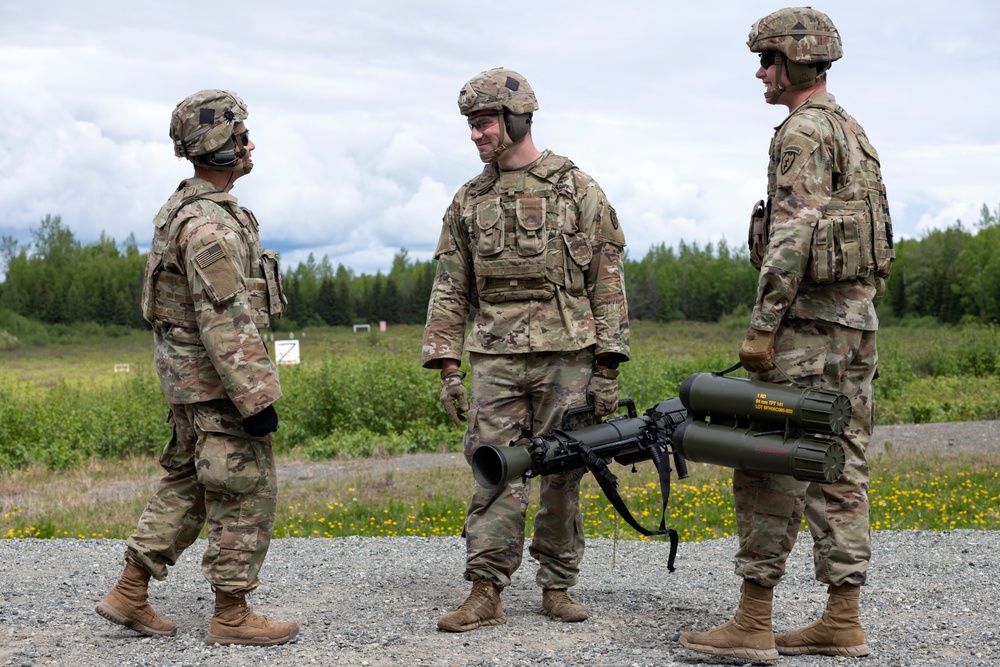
[243,404,279,437]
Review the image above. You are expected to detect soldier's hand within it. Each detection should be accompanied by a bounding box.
[243,404,279,437]
[439,368,469,428]
[739,327,776,373]
[587,367,620,420]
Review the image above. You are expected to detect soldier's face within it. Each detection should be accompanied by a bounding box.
[468,112,501,159]
[756,56,791,104]
[235,123,254,160]
[231,122,254,180]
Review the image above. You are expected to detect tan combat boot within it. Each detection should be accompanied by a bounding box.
[775,583,870,656]
[679,580,779,661]
[541,588,588,622]
[205,591,299,646]
[437,578,506,632]
[95,557,177,637]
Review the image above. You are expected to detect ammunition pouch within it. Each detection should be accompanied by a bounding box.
[810,189,893,284]
[868,175,894,281]
[562,232,593,297]
[476,260,555,303]
[748,199,769,270]
[473,194,558,303]
[810,200,870,283]
[245,278,272,328]
[259,248,286,319]
[515,197,547,256]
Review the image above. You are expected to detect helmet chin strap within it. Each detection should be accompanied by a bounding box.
[767,53,825,104]
[200,132,253,174]
[479,110,510,164]
[200,158,253,174]
[766,52,786,104]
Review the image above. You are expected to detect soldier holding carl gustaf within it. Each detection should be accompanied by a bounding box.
[680,7,893,661]
[423,68,631,632]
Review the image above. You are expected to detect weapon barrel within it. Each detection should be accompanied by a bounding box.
[679,373,852,435]
[674,420,845,483]
[471,414,652,489]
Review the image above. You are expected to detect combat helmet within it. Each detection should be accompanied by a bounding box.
[169,89,253,173]
[748,7,842,103]
[458,68,538,162]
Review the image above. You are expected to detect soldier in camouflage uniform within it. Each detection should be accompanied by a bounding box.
[423,68,630,632]
[680,8,892,662]
[95,90,297,646]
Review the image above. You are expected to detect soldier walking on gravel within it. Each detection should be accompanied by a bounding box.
[96,89,296,646]
[422,68,631,631]
[679,7,893,661]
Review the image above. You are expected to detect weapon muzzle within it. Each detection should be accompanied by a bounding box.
[471,444,534,489]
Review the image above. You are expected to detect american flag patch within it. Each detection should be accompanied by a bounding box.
[196,244,225,268]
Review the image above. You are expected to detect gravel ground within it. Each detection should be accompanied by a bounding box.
[0,421,997,667]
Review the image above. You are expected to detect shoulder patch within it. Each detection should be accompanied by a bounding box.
[780,145,801,175]
[774,126,822,186]
[194,240,242,304]
[433,219,457,258]
[596,205,626,247]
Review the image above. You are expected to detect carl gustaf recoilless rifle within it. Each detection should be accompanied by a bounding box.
[471,370,851,570]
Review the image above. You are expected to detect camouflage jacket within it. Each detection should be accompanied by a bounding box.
[752,92,880,333]
[422,150,630,366]
[145,178,281,418]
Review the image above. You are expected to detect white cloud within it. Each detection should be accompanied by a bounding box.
[0,0,998,276]
[914,202,985,236]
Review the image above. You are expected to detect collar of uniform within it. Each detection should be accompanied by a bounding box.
[773,91,838,131]
[468,163,501,196]
[525,149,575,183]
[468,149,573,195]
[177,177,227,196]
[172,178,240,213]
[798,91,837,113]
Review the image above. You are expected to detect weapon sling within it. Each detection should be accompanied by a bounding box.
[576,441,679,572]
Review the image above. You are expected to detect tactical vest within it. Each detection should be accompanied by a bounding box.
[750,99,894,283]
[141,190,285,329]
[465,154,590,303]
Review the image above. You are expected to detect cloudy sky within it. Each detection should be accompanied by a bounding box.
[1,1,997,276]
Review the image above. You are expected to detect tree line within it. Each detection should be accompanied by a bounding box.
[2,205,998,331]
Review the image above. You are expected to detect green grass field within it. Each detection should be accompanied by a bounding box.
[1,320,998,540]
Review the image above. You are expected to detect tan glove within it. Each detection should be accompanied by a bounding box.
[587,367,620,419]
[739,327,776,373]
[439,368,469,427]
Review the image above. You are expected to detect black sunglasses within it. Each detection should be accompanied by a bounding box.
[759,51,778,69]
[234,129,249,145]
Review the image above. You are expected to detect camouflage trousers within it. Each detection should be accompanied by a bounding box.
[734,319,876,588]
[126,399,278,594]
[462,349,593,590]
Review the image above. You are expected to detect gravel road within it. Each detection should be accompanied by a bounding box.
[0,420,997,667]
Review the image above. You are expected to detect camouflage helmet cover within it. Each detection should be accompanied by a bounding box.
[458,68,538,117]
[169,89,248,159]
[747,7,843,64]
